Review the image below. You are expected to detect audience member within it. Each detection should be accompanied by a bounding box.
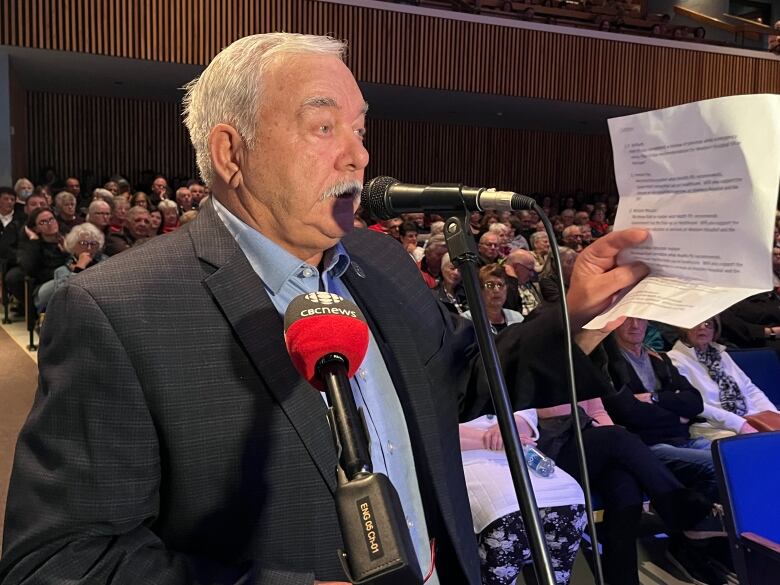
[603,318,719,502]
[773,247,780,291]
[539,247,578,303]
[719,290,780,356]
[150,175,169,203]
[54,191,84,234]
[17,208,69,311]
[187,180,206,207]
[573,211,589,227]
[504,249,542,317]
[478,231,502,265]
[105,206,152,256]
[460,409,586,585]
[434,252,467,315]
[180,209,199,226]
[588,208,609,238]
[91,188,115,207]
[63,177,81,199]
[529,231,550,272]
[417,234,447,288]
[560,208,575,228]
[399,221,423,262]
[130,191,151,210]
[0,187,20,269]
[43,223,108,310]
[561,225,584,253]
[86,200,112,239]
[462,264,524,333]
[13,177,34,212]
[103,181,119,196]
[175,186,194,213]
[149,208,163,235]
[157,199,180,233]
[669,316,780,437]
[109,197,130,234]
[536,396,723,585]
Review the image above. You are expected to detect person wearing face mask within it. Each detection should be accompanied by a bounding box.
[13,178,34,215]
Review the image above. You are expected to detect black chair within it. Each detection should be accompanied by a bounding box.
[712,432,780,585]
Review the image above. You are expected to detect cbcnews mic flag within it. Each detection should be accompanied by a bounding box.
[283,292,369,390]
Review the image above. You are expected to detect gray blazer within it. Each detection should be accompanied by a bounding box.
[0,201,605,584]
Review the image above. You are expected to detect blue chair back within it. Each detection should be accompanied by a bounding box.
[727,348,780,408]
[713,432,780,543]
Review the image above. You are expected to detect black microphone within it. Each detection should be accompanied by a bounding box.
[361,175,536,220]
[283,292,423,584]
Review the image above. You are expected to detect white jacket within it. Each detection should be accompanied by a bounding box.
[668,340,778,433]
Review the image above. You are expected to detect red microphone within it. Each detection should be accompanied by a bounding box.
[284,292,424,584]
[284,292,369,391]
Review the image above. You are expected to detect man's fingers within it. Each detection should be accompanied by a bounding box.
[579,228,650,270]
[599,261,650,295]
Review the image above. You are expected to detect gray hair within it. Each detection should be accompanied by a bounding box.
[529,231,548,247]
[182,33,347,186]
[429,221,445,236]
[63,221,105,254]
[157,199,178,213]
[54,191,76,211]
[87,199,112,220]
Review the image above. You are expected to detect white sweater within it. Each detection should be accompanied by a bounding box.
[668,341,778,433]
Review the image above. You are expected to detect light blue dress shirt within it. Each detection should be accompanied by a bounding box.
[213,199,438,583]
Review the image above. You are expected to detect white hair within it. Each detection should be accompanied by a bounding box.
[63,221,105,254]
[429,221,445,236]
[182,33,347,187]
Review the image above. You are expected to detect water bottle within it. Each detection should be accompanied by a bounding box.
[524,445,555,477]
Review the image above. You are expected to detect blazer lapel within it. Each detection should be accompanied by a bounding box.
[191,203,338,494]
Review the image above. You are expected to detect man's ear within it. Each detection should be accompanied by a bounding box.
[209,124,244,190]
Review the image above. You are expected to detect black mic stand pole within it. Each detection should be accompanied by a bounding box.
[443,210,557,585]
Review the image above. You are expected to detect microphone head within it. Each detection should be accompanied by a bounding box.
[283,292,369,390]
[361,176,399,220]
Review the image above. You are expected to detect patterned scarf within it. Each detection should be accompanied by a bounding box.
[694,344,747,416]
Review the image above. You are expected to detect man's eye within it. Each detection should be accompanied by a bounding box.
[319,125,331,134]
[355,128,366,140]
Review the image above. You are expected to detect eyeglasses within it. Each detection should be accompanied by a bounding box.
[513,264,535,271]
[37,217,56,226]
[92,211,110,216]
[482,281,505,290]
[78,240,99,248]
[695,320,715,329]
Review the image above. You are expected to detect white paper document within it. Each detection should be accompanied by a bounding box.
[585,94,780,330]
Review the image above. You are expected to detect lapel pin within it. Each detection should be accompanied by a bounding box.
[352,262,366,279]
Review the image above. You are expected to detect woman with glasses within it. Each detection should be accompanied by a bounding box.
[38,223,108,311]
[668,316,779,437]
[462,263,523,333]
[18,208,69,311]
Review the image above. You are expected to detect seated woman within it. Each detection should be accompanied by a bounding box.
[434,253,468,315]
[39,223,108,311]
[538,247,578,304]
[157,199,181,234]
[668,316,780,437]
[537,398,724,585]
[18,208,69,312]
[460,410,586,585]
[461,263,523,333]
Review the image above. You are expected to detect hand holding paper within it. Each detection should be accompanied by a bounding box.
[585,94,780,330]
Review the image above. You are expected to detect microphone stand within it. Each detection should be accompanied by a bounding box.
[443,211,557,585]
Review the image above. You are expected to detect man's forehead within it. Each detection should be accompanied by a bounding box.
[299,95,369,115]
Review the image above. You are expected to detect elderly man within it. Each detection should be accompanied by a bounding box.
[105,206,152,256]
[151,175,169,204]
[175,186,194,213]
[0,33,648,585]
[561,225,584,252]
[188,179,206,208]
[505,249,542,316]
[477,231,502,264]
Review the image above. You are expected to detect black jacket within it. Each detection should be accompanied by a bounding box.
[603,338,703,446]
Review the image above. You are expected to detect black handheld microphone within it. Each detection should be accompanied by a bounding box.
[284,292,424,585]
[361,175,536,220]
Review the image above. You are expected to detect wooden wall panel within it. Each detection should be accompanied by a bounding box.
[25,92,615,196]
[2,0,779,110]
[26,92,197,188]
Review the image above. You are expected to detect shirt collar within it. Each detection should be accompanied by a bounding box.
[212,197,351,294]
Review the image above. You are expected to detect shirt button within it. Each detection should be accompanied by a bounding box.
[302,267,314,278]
[406,517,414,529]
[359,369,367,381]
[387,441,395,455]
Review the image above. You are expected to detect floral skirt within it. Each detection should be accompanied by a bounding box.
[477,504,586,585]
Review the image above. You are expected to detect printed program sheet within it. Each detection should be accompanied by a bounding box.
[585,94,780,330]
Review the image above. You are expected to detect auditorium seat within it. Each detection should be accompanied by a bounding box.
[727,348,780,408]
[713,432,780,585]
